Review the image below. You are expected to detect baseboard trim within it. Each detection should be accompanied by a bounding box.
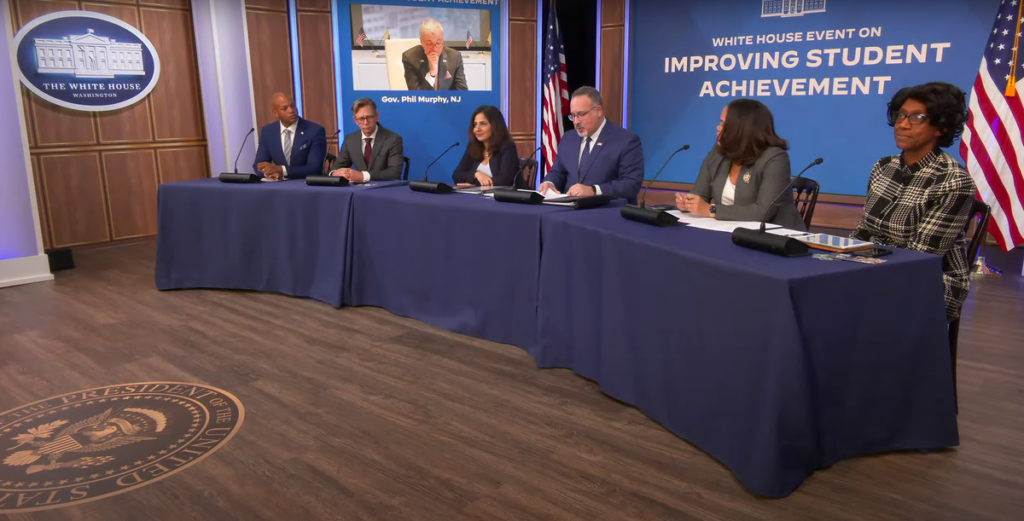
[0,254,54,289]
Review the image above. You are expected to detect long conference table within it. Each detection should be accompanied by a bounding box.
[156,178,959,498]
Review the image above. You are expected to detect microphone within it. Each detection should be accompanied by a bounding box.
[494,146,546,204]
[507,145,542,190]
[731,157,824,257]
[304,129,351,187]
[219,128,259,183]
[328,128,342,154]
[410,141,460,194]
[620,144,690,226]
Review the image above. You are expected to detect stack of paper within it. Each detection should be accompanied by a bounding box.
[666,210,781,233]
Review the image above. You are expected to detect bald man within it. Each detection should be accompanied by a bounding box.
[253,93,327,181]
[401,18,467,91]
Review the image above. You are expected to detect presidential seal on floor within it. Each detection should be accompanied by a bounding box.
[0,382,243,513]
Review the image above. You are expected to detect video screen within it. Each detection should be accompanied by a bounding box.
[348,4,493,91]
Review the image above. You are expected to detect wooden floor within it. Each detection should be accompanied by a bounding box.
[1,242,1023,521]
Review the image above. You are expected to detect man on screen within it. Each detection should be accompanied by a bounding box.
[329,98,405,182]
[539,86,644,202]
[253,93,327,181]
[401,18,468,91]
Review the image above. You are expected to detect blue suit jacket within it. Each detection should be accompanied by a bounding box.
[542,119,644,202]
[252,118,327,179]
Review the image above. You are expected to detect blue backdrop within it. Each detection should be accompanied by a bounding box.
[629,0,999,195]
[333,0,502,182]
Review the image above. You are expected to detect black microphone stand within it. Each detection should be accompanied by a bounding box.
[621,144,690,226]
[731,158,823,257]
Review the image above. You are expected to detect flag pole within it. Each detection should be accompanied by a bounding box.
[1008,1,1024,96]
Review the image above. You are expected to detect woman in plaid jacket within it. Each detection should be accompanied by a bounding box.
[852,82,975,323]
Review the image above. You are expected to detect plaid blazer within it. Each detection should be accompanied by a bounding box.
[852,149,976,322]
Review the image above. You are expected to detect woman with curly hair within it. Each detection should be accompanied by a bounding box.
[852,82,976,323]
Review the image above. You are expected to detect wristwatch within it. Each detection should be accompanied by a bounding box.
[709,204,717,217]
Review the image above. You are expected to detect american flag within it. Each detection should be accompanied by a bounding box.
[541,1,569,176]
[355,27,367,47]
[466,31,474,48]
[961,0,1024,250]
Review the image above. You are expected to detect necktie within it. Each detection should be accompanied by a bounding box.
[282,129,292,166]
[578,137,593,178]
[364,137,372,167]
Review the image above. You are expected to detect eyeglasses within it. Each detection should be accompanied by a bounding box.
[355,115,377,123]
[894,112,929,126]
[567,105,598,121]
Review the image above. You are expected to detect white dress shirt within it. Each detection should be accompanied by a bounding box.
[577,117,607,196]
[476,162,493,178]
[330,125,376,182]
[721,178,736,206]
[280,120,298,178]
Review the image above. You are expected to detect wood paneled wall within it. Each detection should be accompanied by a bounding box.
[599,0,624,126]
[509,0,538,158]
[11,0,209,250]
[245,0,340,154]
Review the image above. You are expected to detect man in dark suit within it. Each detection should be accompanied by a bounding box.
[539,86,644,202]
[329,98,404,182]
[401,18,467,91]
[253,93,327,181]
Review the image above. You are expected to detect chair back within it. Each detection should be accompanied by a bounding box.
[323,153,337,176]
[402,156,411,180]
[384,39,421,90]
[519,157,538,189]
[948,199,991,413]
[791,176,820,229]
[965,199,991,264]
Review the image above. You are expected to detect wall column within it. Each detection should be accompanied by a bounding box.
[192,0,258,175]
[0,3,52,288]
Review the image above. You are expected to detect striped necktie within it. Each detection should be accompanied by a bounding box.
[282,129,292,166]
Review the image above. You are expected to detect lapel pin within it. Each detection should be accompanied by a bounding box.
[743,172,751,183]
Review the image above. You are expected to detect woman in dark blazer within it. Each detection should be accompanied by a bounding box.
[677,98,806,230]
[452,105,522,188]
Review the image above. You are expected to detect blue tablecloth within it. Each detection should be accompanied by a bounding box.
[347,188,576,350]
[156,178,405,307]
[534,208,959,497]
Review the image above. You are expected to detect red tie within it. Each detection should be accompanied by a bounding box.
[363,138,372,167]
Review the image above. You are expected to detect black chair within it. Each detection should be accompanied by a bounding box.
[949,199,991,410]
[792,176,820,229]
[402,156,410,180]
[322,153,337,176]
[519,157,538,189]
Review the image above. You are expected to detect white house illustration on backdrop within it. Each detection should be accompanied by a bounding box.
[761,0,827,18]
[33,28,144,78]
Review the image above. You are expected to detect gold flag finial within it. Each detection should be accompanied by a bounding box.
[1008,1,1024,96]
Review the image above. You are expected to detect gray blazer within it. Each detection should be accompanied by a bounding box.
[331,124,404,181]
[691,146,806,230]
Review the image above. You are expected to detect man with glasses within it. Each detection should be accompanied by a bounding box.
[402,18,467,91]
[538,86,644,202]
[329,98,405,182]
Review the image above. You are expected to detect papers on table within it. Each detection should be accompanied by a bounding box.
[665,210,781,233]
[766,228,814,239]
[539,189,567,200]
